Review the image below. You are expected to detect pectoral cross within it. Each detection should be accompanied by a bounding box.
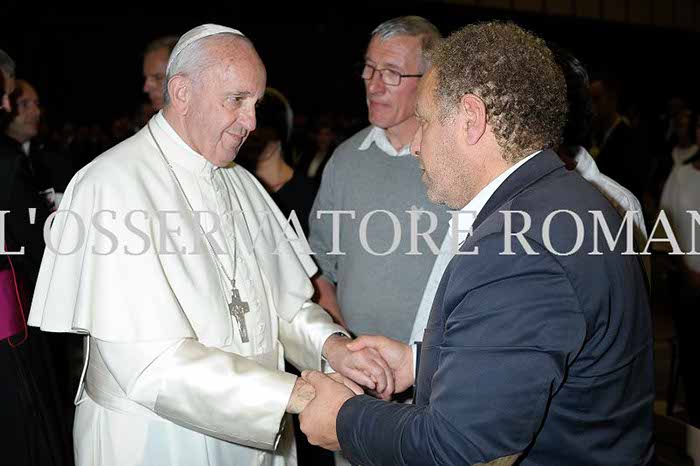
[228,280,250,343]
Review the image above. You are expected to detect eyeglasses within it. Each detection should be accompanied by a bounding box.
[360,63,422,87]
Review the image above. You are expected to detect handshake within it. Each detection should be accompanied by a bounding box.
[285,334,415,450]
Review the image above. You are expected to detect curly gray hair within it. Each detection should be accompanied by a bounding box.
[429,21,567,162]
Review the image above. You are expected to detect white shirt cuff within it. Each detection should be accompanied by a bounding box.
[412,343,418,382]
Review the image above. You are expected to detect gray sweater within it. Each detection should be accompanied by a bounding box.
[308,127,450,342]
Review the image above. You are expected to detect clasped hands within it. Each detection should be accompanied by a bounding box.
[287,334,414,450]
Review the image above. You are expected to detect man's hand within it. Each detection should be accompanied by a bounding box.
[299,370,355,451]
[327,372,365,395]
[323,334,394,399]
[285,377,316,414]
[346,335,414,394]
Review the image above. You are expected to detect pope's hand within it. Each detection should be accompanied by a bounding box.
[299,370,355,451]
[285,377,316,414]
[346,335,414,394]
[322,334,394,399]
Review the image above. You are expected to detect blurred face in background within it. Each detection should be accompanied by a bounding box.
[6,80,40,143]
[236,126,278,169]
[314,126,335,151]
[1,71,15,112]
[590,80,617,129]
[143,47,170,110]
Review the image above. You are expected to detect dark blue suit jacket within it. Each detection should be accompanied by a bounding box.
[337,151,655,465]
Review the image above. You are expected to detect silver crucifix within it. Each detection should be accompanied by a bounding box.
[228,280,250,343]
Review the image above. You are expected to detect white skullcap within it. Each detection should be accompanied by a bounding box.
[166,24,245,76]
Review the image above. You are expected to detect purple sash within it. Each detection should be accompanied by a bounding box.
[0,269,24,340]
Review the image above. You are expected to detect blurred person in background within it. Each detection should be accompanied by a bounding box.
[590,76,650,201]
[551,46,648,270]
[235,90,334,466]
[297,116,338,187]
[660,124,700,429]
[670,109,698,166]
[237,88,317,236]
[0,48,73,466]
[142,35,179,113]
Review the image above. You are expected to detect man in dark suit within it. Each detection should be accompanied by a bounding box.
[299,22,654,465]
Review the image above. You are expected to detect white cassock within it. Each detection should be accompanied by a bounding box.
[28,112,347,466]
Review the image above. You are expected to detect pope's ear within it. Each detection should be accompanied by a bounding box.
[167,75,190,115]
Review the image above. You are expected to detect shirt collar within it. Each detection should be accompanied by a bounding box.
[573,146,601,181]
[449,150,541,244]
[152,111,218,176]
[358,126,412,157]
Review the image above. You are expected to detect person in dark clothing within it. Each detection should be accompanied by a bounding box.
[236,87,332,466]
[3,79,61,210]
[589,77,651,201]
[236,87,317,236]
[295,116,338,188]
[0,50,73,466]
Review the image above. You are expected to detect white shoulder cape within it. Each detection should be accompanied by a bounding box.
[28,119,317,344]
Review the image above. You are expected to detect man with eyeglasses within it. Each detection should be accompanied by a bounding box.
[309,16,449,368]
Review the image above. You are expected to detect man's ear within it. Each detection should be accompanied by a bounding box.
[167,75,190,115]
[460,94,487,145]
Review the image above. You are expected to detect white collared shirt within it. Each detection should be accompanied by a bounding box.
[358,126,412,157]
[410,150,541,373]
[573,146,648,243]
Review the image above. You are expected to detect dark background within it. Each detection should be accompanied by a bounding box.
[2,2,698,128]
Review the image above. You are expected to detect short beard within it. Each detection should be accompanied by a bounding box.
[423,170,472,210]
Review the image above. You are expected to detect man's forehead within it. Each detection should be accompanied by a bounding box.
[366,35,421,66]
[17,81,38,98]
[211,60,266,95]
[146,47,170,60]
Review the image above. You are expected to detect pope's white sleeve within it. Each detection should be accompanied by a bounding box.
[278,301,349,372]
[93,337,297,450]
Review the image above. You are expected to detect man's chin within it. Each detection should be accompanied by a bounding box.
[423,178,449,207]
[368,111,394,129]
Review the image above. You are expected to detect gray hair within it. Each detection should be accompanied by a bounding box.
[0,48,16,80]
[144,35,179,57]
[371,16,441,69]
[163,33,249,106]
